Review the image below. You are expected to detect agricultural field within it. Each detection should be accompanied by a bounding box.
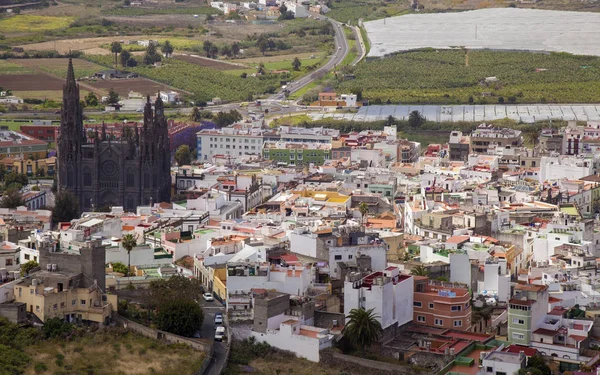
[336,49,600,104]
[0,14,74,33]
[105,6,220,17]
[89,78,176,98]
[17,58,107,79]
[85,55,282,102]
[0,60,34,75]
[175,54,243,70]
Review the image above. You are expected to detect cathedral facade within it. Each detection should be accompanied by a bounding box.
[57,59,171,212]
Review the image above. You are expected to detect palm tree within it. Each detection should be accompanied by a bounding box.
[410,264,429,276]
[358,201,369,224]
[121,233,137,277]
[110,41,122,70]
[343,308,383,352]
[523,127,542,148]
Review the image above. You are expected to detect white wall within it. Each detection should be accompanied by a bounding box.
[251,324,332,362]
[0,279,18,304]
[449,253,470,285]
[19,247,39,265]
[329,244,387,279]
[105,244,171,267]
[289,233,318,258]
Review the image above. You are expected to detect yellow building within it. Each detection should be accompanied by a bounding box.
[14,276,116,324]
[1,156,56,177]
[213,268,228,303]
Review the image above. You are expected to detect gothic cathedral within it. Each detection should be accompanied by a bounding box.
[57,59,171,212]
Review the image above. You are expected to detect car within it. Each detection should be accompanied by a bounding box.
[203,293,214,302]
[336,106,343,109]
[214,312,223,326]
[282,104,289,108]
[215,326,226,342]
[54,110,61,114]
[136,108,143,113]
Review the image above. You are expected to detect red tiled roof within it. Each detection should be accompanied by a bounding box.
[503,345,537,357]
[533,328,558,336]
[569,335,587,342]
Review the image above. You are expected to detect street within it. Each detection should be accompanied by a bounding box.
[198,298,228,375]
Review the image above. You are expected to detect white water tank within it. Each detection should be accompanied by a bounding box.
[51,264,57,272]
[32,279,38,286]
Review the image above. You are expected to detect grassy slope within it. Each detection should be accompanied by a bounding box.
[337,49,600,104]
[22,328,205,375]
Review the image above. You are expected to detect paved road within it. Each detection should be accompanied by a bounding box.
[269,14,350,100]
[198,299,227,375]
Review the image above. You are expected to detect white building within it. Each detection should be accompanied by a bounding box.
[251,316,334,362]
[478,350,526,375]
[196,127,264,161]
[539,156,599,183]
[159,91,179,103]
[344,268,414,331]
[351,148,386,168]
[283,1,308,17]
[478,259,511,303]
[339,94,357,107]
[329,242,388,279]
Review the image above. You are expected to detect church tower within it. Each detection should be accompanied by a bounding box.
[57,58,84,198]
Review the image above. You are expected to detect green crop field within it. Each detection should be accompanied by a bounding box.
[105,6,220,16]
[0,61,34,75]
[336,49,600,104]
[85,55,282,102]
[0,15,74,33]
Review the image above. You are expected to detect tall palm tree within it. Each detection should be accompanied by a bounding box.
[523,126,542,148]
[110,41,122,70]
[358,201,369,224]
[343,308,383,352]
[410,264,429,276]
[121,233,137,277]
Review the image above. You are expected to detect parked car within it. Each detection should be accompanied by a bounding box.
[203,293,214,302]
[54,110,61,114]
[215,326,226,342]
[214,312,223,328]
[336,106,343,109]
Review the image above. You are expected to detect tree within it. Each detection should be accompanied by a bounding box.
[203,41,213,58]
[408,110,425,128]
[523,127,542,148]
[191,106,201,121]
[110,41,122,70]
[120,50,131,68]
[107,88,119,105]
[231,42,240,57]
[52,190,79,223]
[143,43,161,65]
[258,39,268,56]
[43,318,73,339]
[121,233,137,277]
[161,40,174,58]
[111,262,128,275]
[4,172,28,187]
[267,39,276,51]
[257,62,265,75]
[343,308,382,352]
[358,201,369,223]
[175,145,192,166]
[410,265,429,276]
[209,44,219,59]
[155,297,204,337]
[84,92,98,107]
[124,0,131,5]
[291,57,301,71]
[0,187,23,209]
[221,44,232,58]
[20,260,38,277]
[0,164,5,182]
[126,57,138,67]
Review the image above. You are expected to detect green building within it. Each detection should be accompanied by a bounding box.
[262,141,331,166]
[507,284,548,346]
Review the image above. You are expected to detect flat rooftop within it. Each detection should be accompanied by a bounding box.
[365,8,600,57]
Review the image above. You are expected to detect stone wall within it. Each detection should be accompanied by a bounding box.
[314,311,344,330]
[253,293,289,333]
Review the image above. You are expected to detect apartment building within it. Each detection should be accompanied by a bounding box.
[344,267,413,338]
[413,277,471,331]
[196,127,264,161]
[263,141,331,166]
[470,124,522,155]
[508,283,549,346]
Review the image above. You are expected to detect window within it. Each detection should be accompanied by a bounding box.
[429,303,434,309]
[451,305,462,311]
[348,255,353,260]
[53,304,57,310]
[512,318,524,325]
[334,255,342,260]
[5,258,12,266]
[496,372,507,375]
[80,300,86,305]
[60,302,65,308]
[36,305,40,312]
[486,367,493,373]
[434,318,443,326]
[83,168,92,186]
[512,333,524,340]
[72,299,76,306]
[453,320,462,327]
[126,172,135,188]
[417,315,426,322]
[30,288,34,294]
[413,301,422,307]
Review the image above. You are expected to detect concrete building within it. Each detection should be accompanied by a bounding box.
[329,240,388,279]
[413,277,471,331]
[449,131,470,161]
[13,237,116,323]
[539,155,599,183]
[0,131,48,159]
[196,127,264,162]
[263,141,331,166]
[479,349,526,375]
[469,124,523,155]
[344,268,413,340]
[251,291,335,362]
[508,283,549,346]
